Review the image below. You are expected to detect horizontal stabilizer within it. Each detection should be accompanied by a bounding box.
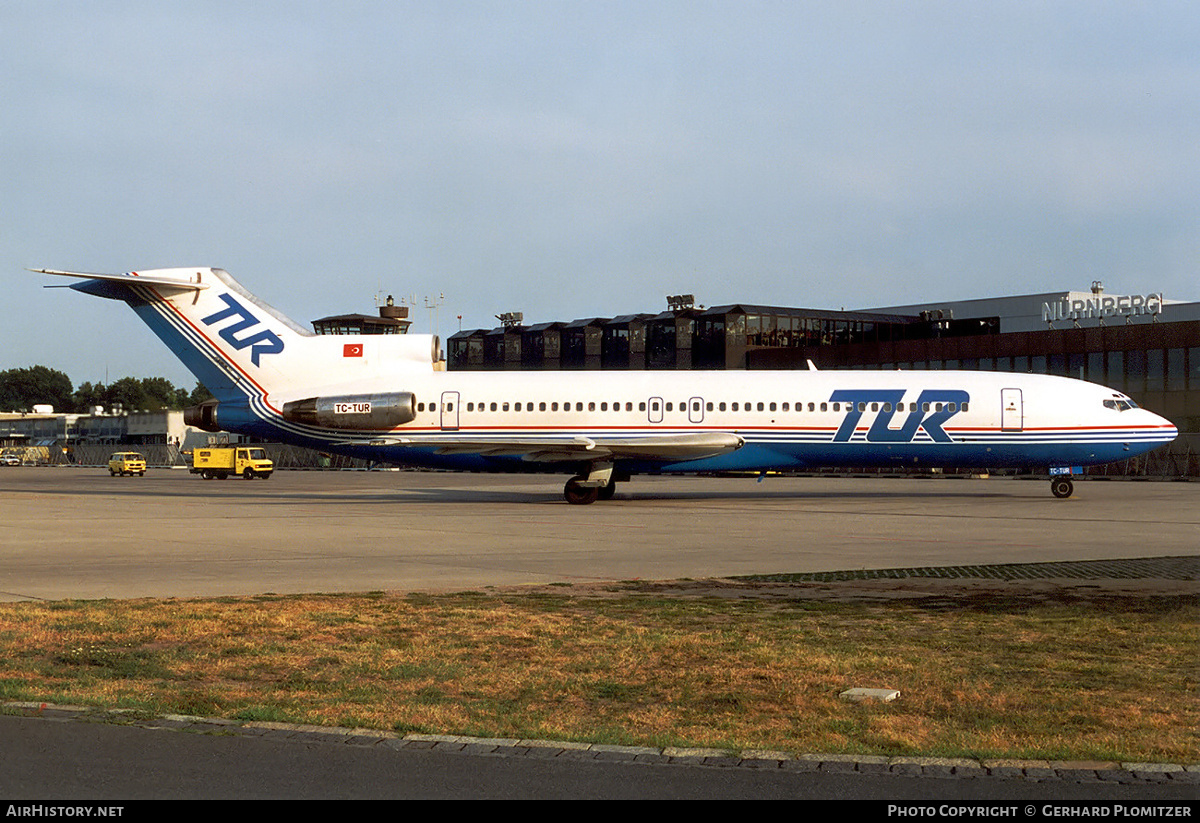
[31,268,209,291]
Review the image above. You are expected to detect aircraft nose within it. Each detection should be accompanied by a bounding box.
[1147,410,1178,441]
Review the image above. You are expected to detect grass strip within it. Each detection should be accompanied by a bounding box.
[0,587,1195,763]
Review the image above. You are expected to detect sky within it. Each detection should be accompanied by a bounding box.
[4,1,1198,389]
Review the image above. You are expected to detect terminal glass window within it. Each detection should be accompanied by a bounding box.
[1107,351,1124,389]
[1125,350,1146,393]
[1146,350,1165,392]
[1167,349,1185,391]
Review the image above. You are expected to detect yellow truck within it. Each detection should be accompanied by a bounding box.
[190,446,274,480]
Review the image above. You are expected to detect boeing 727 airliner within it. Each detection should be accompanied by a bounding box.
[35,267,1177,503]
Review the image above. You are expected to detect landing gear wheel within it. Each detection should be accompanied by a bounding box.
[1051,477,1074,499]
[564,477,600,505]
[598,481,617,501]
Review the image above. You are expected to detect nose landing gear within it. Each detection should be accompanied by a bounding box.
[1050,476,1074,499]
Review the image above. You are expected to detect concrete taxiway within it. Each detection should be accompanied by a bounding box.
[1,468,1196,601]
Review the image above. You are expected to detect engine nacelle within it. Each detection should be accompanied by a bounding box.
[184,400,222,432]
[281,392,417,430]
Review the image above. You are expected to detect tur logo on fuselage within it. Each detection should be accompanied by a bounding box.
[200,293,285,367]
[829,389,970,443]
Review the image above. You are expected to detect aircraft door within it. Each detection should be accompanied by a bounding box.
[688,396,704,424]
[648,396,663,424]
[1001,388,1023,432]
[440,391,460,431]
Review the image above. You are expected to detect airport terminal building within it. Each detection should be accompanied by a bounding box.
[447,283,1200,475]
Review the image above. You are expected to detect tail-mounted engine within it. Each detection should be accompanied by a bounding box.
[281,392,417,430]
[184,399,222,432]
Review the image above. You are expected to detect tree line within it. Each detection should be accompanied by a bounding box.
[0,365,212,414]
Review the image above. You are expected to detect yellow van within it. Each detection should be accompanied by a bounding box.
[107,452,147,476]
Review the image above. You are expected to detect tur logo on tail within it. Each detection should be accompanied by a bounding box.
[200,294,285,366]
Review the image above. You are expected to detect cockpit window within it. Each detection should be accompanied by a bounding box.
[1103,399,1139,412]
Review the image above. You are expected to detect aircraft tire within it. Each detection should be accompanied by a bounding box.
[598,482,617,501]
[564,477,599,505]
[1051,477,1074,499]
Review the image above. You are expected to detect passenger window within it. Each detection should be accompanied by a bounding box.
[961,402,969,412]
[540,402,547,411]
[515,402,522,412]
[490,402,497,411]
[588,402,596,411]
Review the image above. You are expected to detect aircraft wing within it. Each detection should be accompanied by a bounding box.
[32,268,209,291]
[334,431,745,463]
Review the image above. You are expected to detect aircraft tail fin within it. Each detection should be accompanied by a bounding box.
[36,267,441,433]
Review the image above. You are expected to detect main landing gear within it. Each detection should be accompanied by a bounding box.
[563,464,623,505]
[1050,476,1074,499]
[564,476,601,505]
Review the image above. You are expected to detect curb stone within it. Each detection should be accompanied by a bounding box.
[3,701,1193,784]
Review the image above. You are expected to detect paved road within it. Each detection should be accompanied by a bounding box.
[3,712,1196,801]
[2,468,1197,600]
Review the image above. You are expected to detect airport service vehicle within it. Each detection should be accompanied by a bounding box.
[0,454,22,467]
[190,446,274,480]
[36,267,1178,503]
[107,452,146,477]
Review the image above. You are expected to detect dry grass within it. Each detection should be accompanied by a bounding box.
[0,586,1195,762]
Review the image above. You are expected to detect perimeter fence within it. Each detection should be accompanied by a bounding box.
[14,434,1199,477]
